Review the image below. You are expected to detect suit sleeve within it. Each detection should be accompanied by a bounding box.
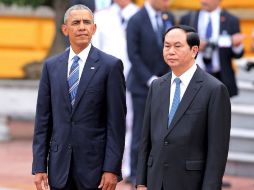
[230,16,244,59]
[202,84,231,190]
[103,59,126,176]
[126,17,154,84]
[32,61,52,174]
[136,81,154,186]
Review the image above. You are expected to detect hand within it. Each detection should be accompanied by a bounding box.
[34,173,48,190]
[98,172,118,190]
[232,33,245,47]
[137,185,147,190]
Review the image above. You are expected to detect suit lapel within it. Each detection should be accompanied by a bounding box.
[165,67,204,137]
[72,46,100,113]
[143,7,161,48]
[159,73,172,135]
[58,49,72,113]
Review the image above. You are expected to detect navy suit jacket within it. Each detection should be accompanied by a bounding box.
[136,66,231,190]
[180,10,244,97]
[126,7,174,96]
[32,46,126,189]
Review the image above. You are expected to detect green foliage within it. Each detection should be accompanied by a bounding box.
[0,0,52,7]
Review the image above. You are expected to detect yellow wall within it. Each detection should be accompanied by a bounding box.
[0,16,55,78]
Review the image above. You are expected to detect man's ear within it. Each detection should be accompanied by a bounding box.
[61,24,68,36]
[192,46,199,58]
[92,23,97,35]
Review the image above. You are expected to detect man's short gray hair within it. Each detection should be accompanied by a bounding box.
[63,4,94,24]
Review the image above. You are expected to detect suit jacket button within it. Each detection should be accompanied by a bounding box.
[164,163,169,167]
[164,141,169,146]
[68,144,72,149]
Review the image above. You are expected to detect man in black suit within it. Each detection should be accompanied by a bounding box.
[180,0,244,97]
[69,0,113,12]
[126,0,174,186]
[32,4,126,190]
[136,25,231,190]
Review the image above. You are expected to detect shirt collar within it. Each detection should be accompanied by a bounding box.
[201,6,221,18]
[145,2,161,19]
[171,64,197,86]
[69,43,92,63]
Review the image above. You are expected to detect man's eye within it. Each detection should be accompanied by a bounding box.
[84,20,92,24]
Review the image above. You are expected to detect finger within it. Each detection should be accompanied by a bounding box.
[34,177,43,190]
[35,181,43,190]
[102,182,109,190]
[43,175,49,189]
[98,175,105,189]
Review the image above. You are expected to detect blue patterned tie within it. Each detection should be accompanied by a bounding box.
[68,55,80,107]
[168,78,181,128]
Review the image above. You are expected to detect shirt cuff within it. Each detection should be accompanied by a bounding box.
[232,44,244,54]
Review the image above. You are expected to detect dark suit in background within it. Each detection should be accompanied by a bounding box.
[69,0,95,12]
[126,1,174,185]
[32,4,126,190]
[136,25,231,190]
[180,9,244,97]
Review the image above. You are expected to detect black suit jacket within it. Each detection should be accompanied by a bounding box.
[32,46,126,189]
[136,66,231,190]
[126,7,174,96]
[180,10,244,97]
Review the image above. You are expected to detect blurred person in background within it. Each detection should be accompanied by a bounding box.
[126,0,175,187]
[136,25,231,190]
[69,0,113,12]
[92,0,139,178]
[251,30,254,52]
[180,0,245,97]
[32,4,126,190]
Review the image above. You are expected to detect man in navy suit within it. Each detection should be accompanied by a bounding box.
[126,0,174,186]
[180,0,244,97]
[136,25,231,190]
[32,4,126,190]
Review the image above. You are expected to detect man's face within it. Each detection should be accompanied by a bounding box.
[200,0,220,12]
[163,29,198,75]
[150,0,170,12]
[62,9,96,53]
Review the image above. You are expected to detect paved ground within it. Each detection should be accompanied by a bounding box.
[0,120,253,190]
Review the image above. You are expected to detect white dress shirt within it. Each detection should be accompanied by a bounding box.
[169,64,197,112]
[197,7,221,72]
[144,2,163,33]
[67,43,92,79]
[93,3,138,77]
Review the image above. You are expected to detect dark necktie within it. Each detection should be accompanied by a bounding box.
[203,16,213,72]
[68,55,80,107]
[168,78,181,128]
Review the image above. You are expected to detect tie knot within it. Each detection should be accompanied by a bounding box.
[174,77,181,85]
[73,55,80,63]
